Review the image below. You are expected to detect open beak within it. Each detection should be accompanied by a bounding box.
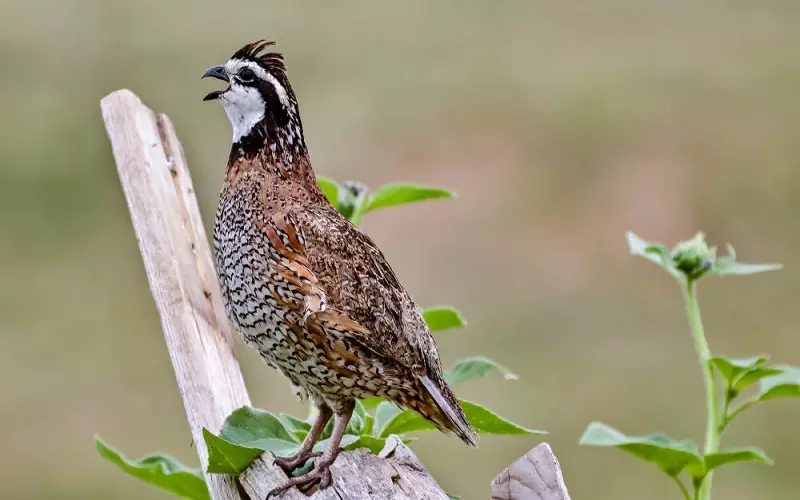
[201,65,229,101]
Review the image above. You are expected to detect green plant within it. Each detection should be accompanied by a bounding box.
[96,176,543,499]
[580,232,798,500]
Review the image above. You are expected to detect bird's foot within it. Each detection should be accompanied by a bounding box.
[273,451,321,475]
[266,460,333,498]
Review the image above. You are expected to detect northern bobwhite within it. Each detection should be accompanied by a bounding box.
[202,40,477,496]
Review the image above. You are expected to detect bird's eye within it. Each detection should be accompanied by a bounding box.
[239,68,255,82]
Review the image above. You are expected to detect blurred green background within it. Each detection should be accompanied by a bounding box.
[2,1,799,499]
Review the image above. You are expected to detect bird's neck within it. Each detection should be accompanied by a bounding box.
[226,114,321,196]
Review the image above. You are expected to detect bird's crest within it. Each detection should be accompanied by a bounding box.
[231,40,287,81]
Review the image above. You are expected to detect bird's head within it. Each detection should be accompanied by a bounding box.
[202,40,301,147]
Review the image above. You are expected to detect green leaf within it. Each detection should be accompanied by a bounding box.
[626,232,678,278]
[445,356,519,385]
[354,400,368,424]
[379,408,436,437]
[316,175,340,207]
[447,494,462,500]
[245,438,299,458]
[278,414,311,437]
[377,400,543,437]
[362,413,374,436]
[710,355,781,393]
[203,428,263,474]
[579,422,703,477]
[360,396,384,411]
[734,367,784,393]
[219,407,298,445]
[712,261,783,276]
[313,434,361,454]
[705,447,773,472]
[95,437,210,500]
[423,306,467,332]
[758,366,800,401]
[344,435,388,454]
[374,402,413,437]
[204,406,306,473]
[346,404,365,435]
[460,400,545,435]
[712,244,782,276]
[366,183,456,213]
[710,355,767,383]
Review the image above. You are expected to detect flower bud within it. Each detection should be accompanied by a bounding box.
[337,180,369,220]
[672,232,715,279]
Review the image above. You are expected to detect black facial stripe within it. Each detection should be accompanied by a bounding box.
[258,80,290,127]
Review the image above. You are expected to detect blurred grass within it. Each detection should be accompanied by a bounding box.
[1,1,799,499]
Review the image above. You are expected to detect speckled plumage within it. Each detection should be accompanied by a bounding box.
[205,40,476,495]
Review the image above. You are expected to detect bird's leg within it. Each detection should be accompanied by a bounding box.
[273,404,332,474]
[267,404,354,498]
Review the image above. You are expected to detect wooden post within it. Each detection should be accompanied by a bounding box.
[100,89,570,500]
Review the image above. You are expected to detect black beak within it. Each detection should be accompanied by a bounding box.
[201,65,229,101]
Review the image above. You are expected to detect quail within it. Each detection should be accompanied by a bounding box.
[202,41,477,496]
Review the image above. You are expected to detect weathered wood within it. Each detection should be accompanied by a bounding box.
[240,436,450,500]
[102,89,251,500]
[491,443,570,500]
[102,89,483,500]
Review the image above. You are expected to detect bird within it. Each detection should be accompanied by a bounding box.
[202,40,477,497]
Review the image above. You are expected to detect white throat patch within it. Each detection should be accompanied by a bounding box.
[219,85,265,143]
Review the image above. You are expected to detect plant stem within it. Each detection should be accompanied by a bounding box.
[682,279,720,500]
[718,388,732,433]
[672,476,692,500]
[722,399,758,431]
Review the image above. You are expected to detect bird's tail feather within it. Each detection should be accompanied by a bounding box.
[419,376,478,446]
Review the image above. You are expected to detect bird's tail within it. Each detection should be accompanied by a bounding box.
[418,376,478,446]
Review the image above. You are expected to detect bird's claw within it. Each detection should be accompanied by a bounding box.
[272,451,321,475]
[265,462,332,498]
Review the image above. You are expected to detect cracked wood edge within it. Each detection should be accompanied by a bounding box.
[239,436,451,500]
[491,443,571,500]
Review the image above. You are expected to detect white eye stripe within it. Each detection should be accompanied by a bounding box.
[225,58,290,108]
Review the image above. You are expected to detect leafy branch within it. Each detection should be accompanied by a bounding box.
[580,232,796,500]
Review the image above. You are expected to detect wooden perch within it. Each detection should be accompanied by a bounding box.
[491,444,571,500]
[100,89,570,500]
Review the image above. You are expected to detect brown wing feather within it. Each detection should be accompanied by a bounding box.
[296,205,434,371]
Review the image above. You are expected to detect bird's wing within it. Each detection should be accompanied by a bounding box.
[264,205,476,445]
[289,204,440,376]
